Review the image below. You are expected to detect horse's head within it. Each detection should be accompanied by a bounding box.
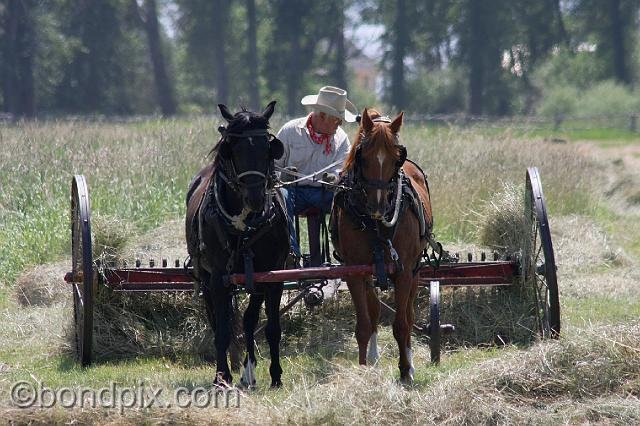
[346,108,407,220]
[216,101,284,212]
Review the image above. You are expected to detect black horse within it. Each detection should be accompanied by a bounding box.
[186,102,290,387]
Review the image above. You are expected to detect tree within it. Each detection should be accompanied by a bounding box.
[2,0,36,117]
[54,0,138,113]
[571,0,640,85]
[332,0,347,90]
[245,0,260,110]
[133,0,178,116]
[389,0,408,110]
[264,0,335,115]
[212,0,230,105]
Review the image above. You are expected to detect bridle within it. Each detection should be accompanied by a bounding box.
[216,126,279,192]
[352,116,407,218]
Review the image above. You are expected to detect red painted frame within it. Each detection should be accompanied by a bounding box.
[65,261,517,292]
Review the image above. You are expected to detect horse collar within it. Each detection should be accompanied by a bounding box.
[212,172,272,233]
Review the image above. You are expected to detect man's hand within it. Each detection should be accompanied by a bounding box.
[322,172,338,184]
[281,166,298,183]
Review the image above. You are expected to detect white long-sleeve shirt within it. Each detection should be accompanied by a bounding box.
[275,115,351,187]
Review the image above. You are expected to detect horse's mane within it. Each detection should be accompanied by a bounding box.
[208,107,271,161]
[343,109,400,172]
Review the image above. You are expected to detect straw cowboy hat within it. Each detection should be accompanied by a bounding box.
[301,86,358,122]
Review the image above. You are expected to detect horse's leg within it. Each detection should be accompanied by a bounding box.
[392,271,413,383]
[365,278,381,364]
[240,293,264,389]
[405,277,419,380]
[347,277,372,365]
[206,273,233,386]
[198,270,216,363]
[264,283,284,387]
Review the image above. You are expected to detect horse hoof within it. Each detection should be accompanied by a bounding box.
[240,382,256,390]
[399,372,414,386]
[240,378,257,390]
[240,359,257,390]
[270,379,282,388]
[213,373,233,389]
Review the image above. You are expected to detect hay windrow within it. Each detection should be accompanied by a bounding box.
[8,322,640,425]
[14,261,69,307]
[470,181,526,255]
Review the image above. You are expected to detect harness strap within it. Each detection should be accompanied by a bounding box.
[243,248,255,293]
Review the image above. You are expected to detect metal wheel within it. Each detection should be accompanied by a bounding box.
[71,175,94,366]
[429,281,441,364]
[523,168,560,338]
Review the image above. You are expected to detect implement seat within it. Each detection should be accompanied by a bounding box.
[295,207,331,267]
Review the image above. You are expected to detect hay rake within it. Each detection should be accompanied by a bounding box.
[65,167,560,367]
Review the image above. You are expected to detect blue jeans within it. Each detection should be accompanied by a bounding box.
[280,186,334,257]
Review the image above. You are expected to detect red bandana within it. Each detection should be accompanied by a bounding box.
[306,114,332,155]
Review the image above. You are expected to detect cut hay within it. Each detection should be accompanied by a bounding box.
[425,180,543,347]
[12,322,640,425]
[471,181,526,255]
[14,261,69,307]
[75,288,216,361]
[422,322,640,424]
[91,213,134,266]
[62,217,220,362]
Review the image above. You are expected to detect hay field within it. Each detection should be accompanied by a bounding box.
[1,118,639,424]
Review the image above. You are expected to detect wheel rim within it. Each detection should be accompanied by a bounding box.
[429,281,441,364]
[524,168,560,339]
[71,176,94,366]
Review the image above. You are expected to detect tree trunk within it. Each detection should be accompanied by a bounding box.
[284,2,304,116]
[212,0,230,106]
[609,0,629,84]
[468,0,485,116]
[332,0,347,90]
[390,0,407,110]
[552,0,568,45]
[245,0,260,110]
[2,0,18,113]
[142,0,177,116]
[3,0,35,117]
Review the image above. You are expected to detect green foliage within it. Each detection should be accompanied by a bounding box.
[405,67,466,114]
[577,80,640,118]
[537,84,579,119]
[533,47,606,91]
[537,79,639,128]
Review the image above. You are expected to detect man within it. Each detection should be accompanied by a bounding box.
[276,86,358,261]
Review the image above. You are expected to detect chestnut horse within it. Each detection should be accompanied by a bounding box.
[332,108,433,383]
[186,102,290,388]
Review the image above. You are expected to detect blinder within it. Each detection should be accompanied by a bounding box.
[216,126,281,190]
[351,118,408,216]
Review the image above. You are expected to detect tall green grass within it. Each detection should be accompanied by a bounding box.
[0,119,213,287]
[0,119,601,289]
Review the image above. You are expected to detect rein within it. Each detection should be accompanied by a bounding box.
[275,160,348,189]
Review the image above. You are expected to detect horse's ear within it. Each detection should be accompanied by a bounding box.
[262,101,276,121]
[361,108,374,133]
[389,112,404,134]
[269,136,284,160]
[218,104,235,122]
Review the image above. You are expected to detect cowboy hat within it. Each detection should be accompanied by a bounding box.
[301,86,358,123]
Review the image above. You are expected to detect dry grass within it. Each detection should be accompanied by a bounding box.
[471,181,526,255]
[2,119,639,424]
[14,261,69,307]
[3,323,639,424]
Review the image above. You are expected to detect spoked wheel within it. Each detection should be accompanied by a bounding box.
[71,175,95,366]
[523,168,560,338]
[429,281,441,364]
